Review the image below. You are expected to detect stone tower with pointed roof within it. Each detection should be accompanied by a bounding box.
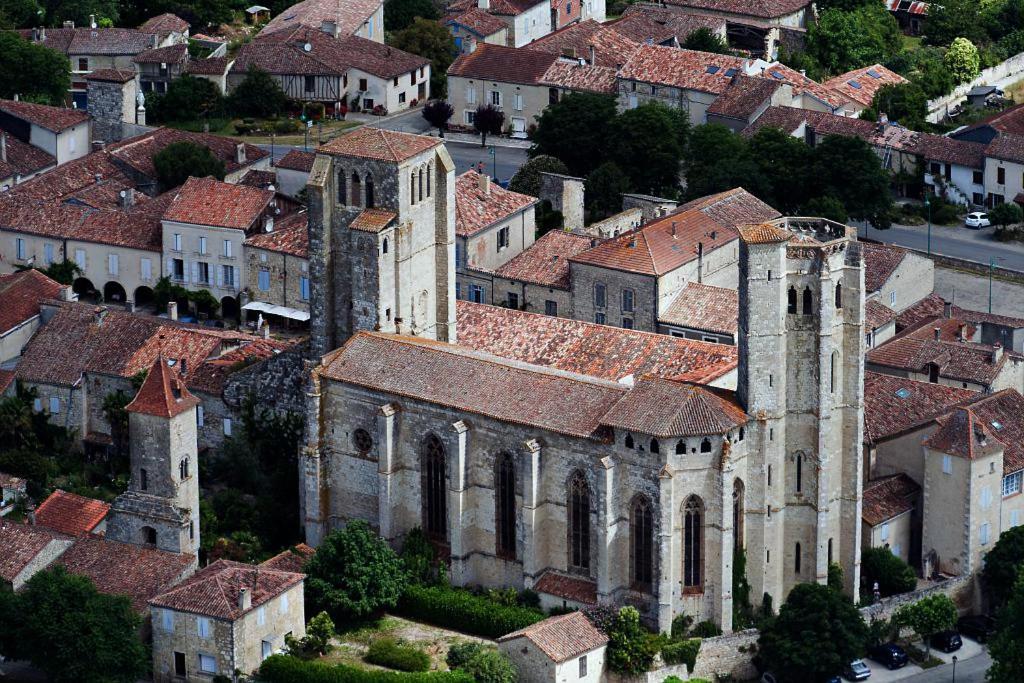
[106,355,201,555]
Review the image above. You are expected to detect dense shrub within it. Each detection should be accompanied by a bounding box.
[861,547,918,597]
[606,606,658,675]
[670,614,694,640]
[397,585,543,638]
[446,644,516,683]
[660,639,701,670]
[446,643,487,670]
[259,654,472,682]
[365,638,431,672]
[689,620,722,638]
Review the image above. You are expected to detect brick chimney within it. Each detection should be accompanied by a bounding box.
[943,301,953,318]
[94,306,108,326]
[589,44,596,65]
[236,142,246,165]
[993,342,1003,363]
[0,132,6,163]
[168,301,178,321]
[238,587,252,611]
[958,323,968,342]
[478,172,490,196]
[933,326,941,341]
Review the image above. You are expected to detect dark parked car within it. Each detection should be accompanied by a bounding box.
[930,630,963,653]
[869,643,909,670]
[957,615,997,642]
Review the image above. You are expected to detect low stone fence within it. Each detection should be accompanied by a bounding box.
[608,663,691,682]
[688,629,760,682]
[927,52,1024,122]
[859,574,979,624]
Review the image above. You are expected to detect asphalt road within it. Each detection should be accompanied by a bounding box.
[856,220,1024,272]
[900,650,991,682]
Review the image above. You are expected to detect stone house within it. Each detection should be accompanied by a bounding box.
[138,13,191,46]
[134,43,190,94]
[898,293,1024,354]
[523,19,639,68]
[0,269,64,364]
[446,0,554,48]
[865,300,897,349]
[0,520,73,590]
[490,229,592,318]
[455,170,537,305]
[861,242,934,314]
[260,0,386,43]
[651,0,813,58]
[149,559,305,681]
[446,8,510,55]
[497,611,608,682]
[243,210,311,321]
[657,282,737,344]
[302,128,866,632]
[0,99,90,166]
[184,57,234,93]
[275,150,316,198]
[706,74,791,133]
[861,473,919,565]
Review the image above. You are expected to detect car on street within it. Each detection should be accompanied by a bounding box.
[930,629,963,653]
[965,212,991,228]
[843,659,872,681]
[869,643,909,670]
[957,615,997,642]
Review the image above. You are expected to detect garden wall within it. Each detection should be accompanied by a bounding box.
[927,52,1024,122]
[608,663,691,682]
[859,574,979,624]
[688,629,759,682]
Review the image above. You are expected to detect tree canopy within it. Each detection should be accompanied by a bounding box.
[863,82,929,129]
[924,0,986,47]
[610,101,688,196]
[147,74,224,123]
[747,125,814,212]
[0,30,70,105]
[531,92,618,177]
[389,18,455,98]
[384,0,439,32]
[508,154,569,196]
[806,4,902,75]
[810,134,893,228]
[943,37,981,84]
[686,123,769,201]
[861,546,917,597]
[894,594,957,657]
[988,569,1024,682]
[0,0,43,28]
[153,141,226,190]
[981,525,1024,606]
[681,28,731,54]
[422,99,454,133]
[473,104,505,147]
[586,162,632,221]
[228,66,289,118]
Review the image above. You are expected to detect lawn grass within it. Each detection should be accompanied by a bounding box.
[902,35,923,51]
[164,117,361,145]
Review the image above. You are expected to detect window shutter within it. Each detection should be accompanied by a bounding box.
[166,257,173,278]
[192,261,199,283]
[76,249,86,268]
[216,265,223,288]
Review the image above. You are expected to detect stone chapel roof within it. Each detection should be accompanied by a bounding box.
[600,376,747,437]
[34,489,110,537]
[320,127,440,162]
[126,355,201,418]
[498,611,608,663]
[150,559,304,620]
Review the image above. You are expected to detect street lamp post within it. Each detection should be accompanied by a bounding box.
[924,194,932,255]
[952,654,958,683]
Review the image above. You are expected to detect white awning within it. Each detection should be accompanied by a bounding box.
[241,301,310,322]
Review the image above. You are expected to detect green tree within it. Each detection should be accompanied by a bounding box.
[148,74,224,123]
[44,0,118,27]
[585,162,632,220]
[989,201,1022,229]
[806,5,902,75]
[509,154,569,196]
[449,644,517,683]
[0,31,70,105]
[863,82,928,129]
[611,101,689,196]
[286,611,335,658]
[389,18,455,98]
[682,27,731,54]
[988,569,1024,682]
[981,525,1024,607]
[685,123,768,201]
[827,562,845,592]
[748,125,813,211]
[605,606,658,675]
[733,547,753,628]
[305,520,408,619]
[944,37,980,84]
[153,140,226,190]
[101,390,131,472]
[422,99,454,135]
[893,594,957,657]
[810,135,893,228]
[473,104,504,147]
[384,0,439,32]
[228,66,288,118]
[758,583,868,683]
[923,0,986,47]
[0,566,146,682]
[531,91,618,176]
[861,546,917,597]
[801,195,849,223]
[0,0,42,27]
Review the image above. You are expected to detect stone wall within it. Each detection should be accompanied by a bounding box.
[859,574,979,625]
[222,344,308,416]
[540,172,585,232]
[927,52,1024,122]
[87,79,131,144]
[582,208,643,239]
[609,663,691,683]
[689,628,759,681]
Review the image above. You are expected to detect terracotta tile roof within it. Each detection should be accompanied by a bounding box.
[244,210,309,257]
[982,132,1024,164]
[186,337,295,395]
[19,27,76,54]
[738,221,792,244]
[319,127,441,162]
[321,331,627,439]
[661,0,812,19]
[541,61,619,94]
[349,208,397,233]
[126,355,201,418]
[866,335,1006,386]
[865,299,897,331]
[822,64,907,108]
[138,13,190,35]
[601,376,747,437]
[66,28,155,55]
[0,369,13,394]
[0,129,56,180]
[58,535,194,612]
[493,229,591,289]
[260,543,315,573]
[863,371,976,444]
[862,473,919,526]
[445,8,508,37]
[277,149,316,172]
[659,282,737,334]
[499,610,607,662]
[133,43,189,64]
[924,406,1004,461]
[261,0,384,37]
[448,0,545,17]
[921,135,985,168]
[239,168,278,189]
[0,99,89,132]
[618,45,750,93]
[455,170,536,237]
[524,19,640,68]
[891,293,1024,334]
[448,43,558,85]
[956,102,1024,137]
[85,68,137,83]
[150,559,304,620]
[952,390,1024,474]
[861,242,908,293]
[761,65,846,109]
[608,12,681,44]
[707,74,781,119]
[0,269,64,334]
[185,56,231,75]
[0,520,69,583]
[163,176,274,230]
[106,127,268,179]
[0,149,133,207]
[529,571,599,606]
[72,190,175,251]
[903,317,977,343]
[571,187,778,275]
[455,301,737,384]
[34,490,110,537]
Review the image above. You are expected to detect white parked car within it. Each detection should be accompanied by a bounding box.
[965,211,991,228]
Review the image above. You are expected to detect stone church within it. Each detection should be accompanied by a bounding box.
[300,127,866,632]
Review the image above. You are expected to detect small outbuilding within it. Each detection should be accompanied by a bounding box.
[497,611,608,683]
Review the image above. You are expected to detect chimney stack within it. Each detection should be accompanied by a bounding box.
[94,306,108,326]
[168,301,178,321]
[943,301,953,318]
[478,172,490,196]
[958,323,967,342]
[60,285,75,301]
[119,188,134,208]
[236,143,246,165]
[89,14,96,28]
[238,587,252,611]
[671,221,677,237]
[92,140,106,152]
[993,342,1003,363]
[261,321,270,339]
[933,326,941,341]
[589,44,596,66]
[0,133,6,164]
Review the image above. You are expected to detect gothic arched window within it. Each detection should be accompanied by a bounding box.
[365,173,375,208]
[831,351,838,393]
[787,286,797,314]
[835,282,843,309]
[733,479,745,550]
[495,452,516,559]
[337,170,346,204]
[410,170,417,204]
[802,287,813,315]
[350,172,362,207]
[418,167,425,202]
[683,495,703,590]
[700,438,712,453]
[568,471,591,572]
[650,438,660,454]
[675,440,685,455]
[420,434,447,541]
[630,495,654,591]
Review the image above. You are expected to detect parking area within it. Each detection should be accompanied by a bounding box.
[843,637,986,682]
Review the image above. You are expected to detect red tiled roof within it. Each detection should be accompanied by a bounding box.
[0,369,13,394]
[600,376,747,437]
[659,282,737,334]
[863,371,976,444]
[822,64,907,108]
[661,0,811,19]
[133,43,188,64]
[618,45,749,94]
[0,520,69,583]
[982,132,1024,164]
[707,74,780,120]
[0,149,134,208]
[349,208,397,233]
[163,176,274,230]
[530,572,599,606]
[524,19,640,68]
[34,490,110,537]
[493,230,591,289]
[0,269,64,334]
[448,43,558,85]
[953,390,1024,474]
[126,355,201,418]
[187,337,295,395]
[445,8,508,37]
[456,301,737,385]
[320,127,440,162]
[867,335,1006,386]
[861,242,908,293]
[862,473,919,526]
[261,0,384,37]
[106,127,268,179]
[244,210,309,257]
[448,0,545,16]
[239,168,277,189]
[66,28,155,55]
[541,61,619,94]
[260,543,315,573]
[456,170,536,237]
[277,149,316,172]
[498,611,607,662]
[185,56,231,75]
[85,68,137,83]
[59,535,195,612]
[761,65,846,109]
[737,221,792,244]
[922,135,985,168]
[0,129,56,180]
[892,293,1024,333]
[957,102,1024,137]
[924,406,1003,460]
[150,559,303,620]
[866,299,897,331]
[608,12,682,44]
[0,99,89,132]
[139,13,190,35]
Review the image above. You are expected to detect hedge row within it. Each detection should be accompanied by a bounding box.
[258,655,473,683]
[661,639,701,670]
[365,639,431,672]
[396,585,545,639]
